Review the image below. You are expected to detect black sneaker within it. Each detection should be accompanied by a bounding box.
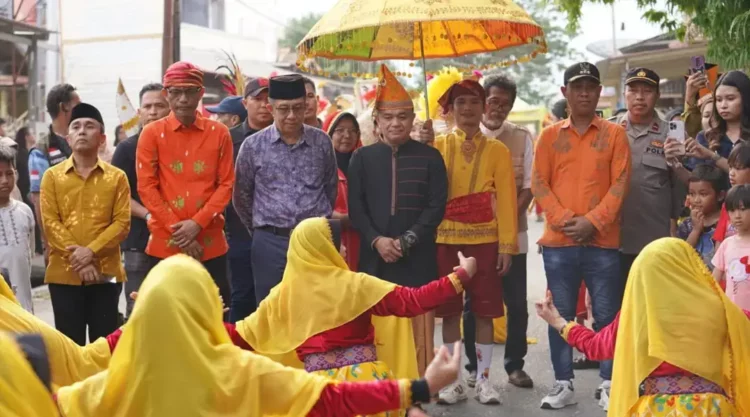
[573,357,599,370]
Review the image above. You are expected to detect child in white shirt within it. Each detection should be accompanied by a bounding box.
[0,144,34,312]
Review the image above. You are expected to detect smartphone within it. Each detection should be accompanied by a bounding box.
[691,55,706,75]
[669,120,687,157]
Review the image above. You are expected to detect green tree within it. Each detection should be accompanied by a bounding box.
[279,13,323,49]
[555,0,750,70]
[428,0,582,105]
[507,0,583,104]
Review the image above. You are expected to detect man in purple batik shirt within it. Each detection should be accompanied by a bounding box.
[233,74,337,305]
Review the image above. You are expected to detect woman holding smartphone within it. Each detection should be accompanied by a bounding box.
[677,71,750,173]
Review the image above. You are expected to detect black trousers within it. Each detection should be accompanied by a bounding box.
[465,253,529,374]
[149,254,231,316]
[49,283,120,346]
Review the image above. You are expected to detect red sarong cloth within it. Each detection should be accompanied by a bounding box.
[443,191,493,224]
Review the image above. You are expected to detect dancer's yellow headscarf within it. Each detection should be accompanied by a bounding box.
[0,278,110,392]
[0,332,59,417]
[56,255,333,417]
[610,238,750,417]
[237,217,398,356]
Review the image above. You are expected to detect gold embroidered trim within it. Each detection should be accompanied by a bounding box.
[398,379,412,409]
[498,242,519,255]
[437,227,497,240]
[468,137,488,193]
[446,133,456,178]
[561,321,578,341]
[447,272,464,293]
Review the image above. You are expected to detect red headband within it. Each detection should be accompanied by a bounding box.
[437,80,486,113]
[163,61,204,88]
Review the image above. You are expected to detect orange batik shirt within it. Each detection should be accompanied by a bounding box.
[531,117,631,249]
[136,112,234,261]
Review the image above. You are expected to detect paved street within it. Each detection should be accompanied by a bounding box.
[31,217,607,416]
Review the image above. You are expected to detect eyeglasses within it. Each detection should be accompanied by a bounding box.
[274,104,306,116]
[333,128,360,136]
[166,87,202,98]
[486,99,513,111]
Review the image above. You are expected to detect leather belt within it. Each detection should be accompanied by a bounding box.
[256,225,294,237]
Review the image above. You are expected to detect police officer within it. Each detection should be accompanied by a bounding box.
[616,67,685,289]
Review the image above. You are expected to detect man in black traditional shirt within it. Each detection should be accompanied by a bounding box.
[348,64,447,376]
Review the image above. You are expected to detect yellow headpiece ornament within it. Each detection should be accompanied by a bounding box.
[417,67,463,121]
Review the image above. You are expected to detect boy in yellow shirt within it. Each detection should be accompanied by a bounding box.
[433,79,518,405]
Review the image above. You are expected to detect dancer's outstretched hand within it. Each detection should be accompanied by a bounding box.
[454,251,477,277]
[535,290,566,331]
[424,342,461,395]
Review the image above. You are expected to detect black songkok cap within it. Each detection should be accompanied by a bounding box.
[625,67,660,86]
[269,75,306,100]
[69,103,105,127]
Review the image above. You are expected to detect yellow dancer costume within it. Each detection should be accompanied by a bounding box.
[237,218,395,354]
[238,217,462,417]
[0,333,59,417]
[0,278,110,392]
[611,238,750,417]
[56,255,333,417]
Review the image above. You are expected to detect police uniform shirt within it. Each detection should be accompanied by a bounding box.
[618,113,686,255]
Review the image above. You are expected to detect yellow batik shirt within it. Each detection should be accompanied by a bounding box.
[434,128,518,254]
[40,157,130,285]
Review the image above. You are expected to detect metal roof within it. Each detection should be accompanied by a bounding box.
[0,16,51,46]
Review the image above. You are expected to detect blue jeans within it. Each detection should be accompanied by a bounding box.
[251,229,289,306]
[541,246,622,381]
[228,236,256,323]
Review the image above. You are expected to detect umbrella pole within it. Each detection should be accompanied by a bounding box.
[418,22,429,119]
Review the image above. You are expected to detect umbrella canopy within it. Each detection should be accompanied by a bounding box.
[297,0,546,77]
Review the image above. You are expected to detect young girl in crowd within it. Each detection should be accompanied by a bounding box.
[712,184,750,311]
[685,70,750,171]
[713,142,750,243]
[677,164,729,268]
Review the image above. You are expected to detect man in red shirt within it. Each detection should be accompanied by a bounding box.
[136,61,235,305]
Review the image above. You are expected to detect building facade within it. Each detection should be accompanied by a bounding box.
[57,0,283,139]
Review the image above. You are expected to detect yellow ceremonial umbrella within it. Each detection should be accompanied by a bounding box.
[297,0,546,116]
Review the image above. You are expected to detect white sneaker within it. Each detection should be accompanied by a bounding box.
[540,380,577,410]
[598,381,611,411]
[475,378,502,405]
[467,370,477,388]
[437,381,468,405]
